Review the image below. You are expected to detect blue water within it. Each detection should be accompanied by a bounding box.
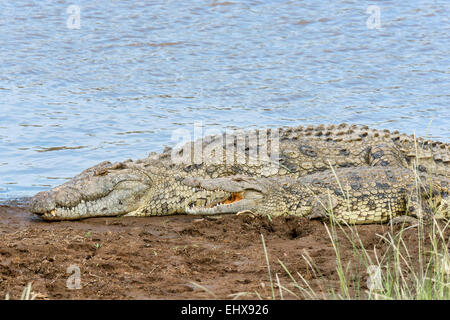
[0,0,449,199]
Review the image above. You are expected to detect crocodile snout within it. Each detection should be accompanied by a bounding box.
[29,190,57,215]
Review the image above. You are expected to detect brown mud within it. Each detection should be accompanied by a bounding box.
[0,203,447,300]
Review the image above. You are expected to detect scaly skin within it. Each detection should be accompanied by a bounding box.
[29,124,450,221]
[184,167,450,224]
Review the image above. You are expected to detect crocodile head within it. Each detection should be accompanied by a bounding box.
[29,161,156,220]
[181,175,268,215]
[29,160,236,221]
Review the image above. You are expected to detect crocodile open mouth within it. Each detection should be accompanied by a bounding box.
[185,190,260,215]
[221,192,243,205]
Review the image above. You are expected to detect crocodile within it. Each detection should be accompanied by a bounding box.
[183,167,449,224]
[29,124,450,221]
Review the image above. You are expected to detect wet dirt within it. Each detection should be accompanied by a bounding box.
[0,203,447,300]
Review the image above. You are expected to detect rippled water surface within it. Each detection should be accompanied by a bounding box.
[0,0,449,199]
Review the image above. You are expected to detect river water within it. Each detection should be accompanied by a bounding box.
[0,0,449,199]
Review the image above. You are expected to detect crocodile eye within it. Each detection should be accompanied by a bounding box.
[311,179,323,187]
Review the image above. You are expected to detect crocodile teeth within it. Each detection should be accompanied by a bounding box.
[186,199,256,215]
[186,206,215,215]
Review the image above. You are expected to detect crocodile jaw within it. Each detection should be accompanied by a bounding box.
[182,176,265,215]
[185,198,257,215]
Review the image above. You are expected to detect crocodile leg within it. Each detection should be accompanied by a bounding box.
[389,192,422,225]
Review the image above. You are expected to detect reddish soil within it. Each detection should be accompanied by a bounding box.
[0,202,447,300]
